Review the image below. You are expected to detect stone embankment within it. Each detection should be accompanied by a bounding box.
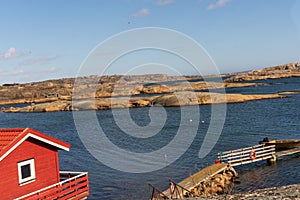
[186,184,300,200]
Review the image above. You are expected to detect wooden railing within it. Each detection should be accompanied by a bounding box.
[218,144,276,166]
[168,180,196,199]
[148,184,170,200]
[15,171,89,200]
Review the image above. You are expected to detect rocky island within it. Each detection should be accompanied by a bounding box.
[1,62,299,113]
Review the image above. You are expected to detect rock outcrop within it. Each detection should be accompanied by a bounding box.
[1,62,299,113]
[225,62,300,82]
[2,92,284,113]
[152,92,282,107]
[3,101,72,113]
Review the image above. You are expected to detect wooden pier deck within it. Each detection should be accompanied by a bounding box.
[276,147,300,157]
[163,163,232,197]
[150,140,300,200]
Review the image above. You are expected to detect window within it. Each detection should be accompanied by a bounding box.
[17,158,36,185]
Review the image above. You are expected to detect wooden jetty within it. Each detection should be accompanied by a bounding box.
[165,163,235,194]
[218,141,300,166]
[217,144,276,167]
[149,163,238,199]
[258,138,300,162]
[164,163,233,195]
[149,139,300,200]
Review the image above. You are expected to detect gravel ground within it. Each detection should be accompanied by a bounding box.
[185,184,300,200]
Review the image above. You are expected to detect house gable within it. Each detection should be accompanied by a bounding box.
[0,128,70,161]
[0,128,71,199]
[0,139,60,198]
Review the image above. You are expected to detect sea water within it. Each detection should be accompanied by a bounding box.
[0,77,299,199]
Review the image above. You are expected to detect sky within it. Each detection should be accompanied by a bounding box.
[0,0,300,84]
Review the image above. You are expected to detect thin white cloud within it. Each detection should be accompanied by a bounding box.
[0,67,58,84]
[41,67,57,73]
[207,0,232,10]
[19,55,59,66]
[3,47,16,59]
[156,0,175,6]
[0,69,24,76]
[131,8,150,17]
[0,47,30,60]
[0,67,57,78]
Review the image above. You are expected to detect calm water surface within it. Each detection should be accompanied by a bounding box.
[0,77,300,199]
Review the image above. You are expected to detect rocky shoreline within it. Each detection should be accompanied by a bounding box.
[225,62,300,82]
[2,92,284,113]
[186,183,300,200]
[1,62,300,113]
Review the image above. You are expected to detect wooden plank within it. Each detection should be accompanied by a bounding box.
[227,151,275,163]
[276,148,300,157]
[67,191,89,200]
[218,144,276,167]
[59,188,89,200]
[163,163,229,197]
[222,148,275,160]
[229,154,273,165]
[219,144,271,154]
[230,155,273,167]
[15,172,89,200]
[218,145,275,158]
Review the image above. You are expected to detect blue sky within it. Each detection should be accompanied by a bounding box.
[0,0,299,84]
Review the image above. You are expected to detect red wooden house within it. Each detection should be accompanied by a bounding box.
[0,128,89,200]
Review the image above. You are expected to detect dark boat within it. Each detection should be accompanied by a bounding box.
[260,138,300,150]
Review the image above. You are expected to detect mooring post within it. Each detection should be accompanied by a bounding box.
[267,154,277,164]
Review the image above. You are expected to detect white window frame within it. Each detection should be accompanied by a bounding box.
[17,158,36,185]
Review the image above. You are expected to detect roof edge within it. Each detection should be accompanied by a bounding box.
[0,128,70,162]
